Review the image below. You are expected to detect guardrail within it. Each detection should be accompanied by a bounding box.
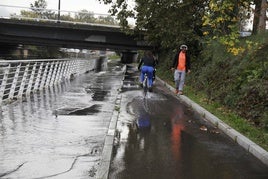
[0,58,96,104]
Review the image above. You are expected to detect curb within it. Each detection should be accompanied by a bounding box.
[95,65,126,179]
[156,77,268,166]
[95,94,122,179]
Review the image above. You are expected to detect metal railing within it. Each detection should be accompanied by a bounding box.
[0,58,96,104]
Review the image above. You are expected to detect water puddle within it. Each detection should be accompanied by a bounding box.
[0,59,125,178]
[109,64,268,179]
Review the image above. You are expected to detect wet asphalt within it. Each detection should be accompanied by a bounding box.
[109,64,268,179]
[0,59,124,179]
[0,59,268,179]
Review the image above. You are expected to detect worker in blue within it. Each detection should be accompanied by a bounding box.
[138,50,156,92]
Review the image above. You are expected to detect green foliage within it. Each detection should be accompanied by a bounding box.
[108,53,120,60]
[102,0,268,150]
[184,85,268,151]
[187,32,268,129]
[75,10,95,22]
[202,0,254,55]
[156,49,178,88]
[101,0,207,50]
[29,0,55,19]
[157,55,268,150]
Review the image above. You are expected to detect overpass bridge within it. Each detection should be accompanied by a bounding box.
[0,18,153,51]
[0,4,156,63]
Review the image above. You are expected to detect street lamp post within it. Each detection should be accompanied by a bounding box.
[57,0,61,23]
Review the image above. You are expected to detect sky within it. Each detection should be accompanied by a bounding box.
[0,0,112,16]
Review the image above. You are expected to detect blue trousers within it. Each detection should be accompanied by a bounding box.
[140,66,154,87]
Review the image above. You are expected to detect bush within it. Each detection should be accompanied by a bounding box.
[185,33,268,129]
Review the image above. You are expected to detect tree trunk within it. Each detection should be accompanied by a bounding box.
[258,0,267,33]
[252,0,261,34]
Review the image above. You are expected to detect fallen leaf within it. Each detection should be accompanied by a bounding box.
[200,125,208,131]
[210,129,220,134]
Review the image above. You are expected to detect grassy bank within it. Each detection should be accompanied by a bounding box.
[184,85,268,151]
[156,69,268,151]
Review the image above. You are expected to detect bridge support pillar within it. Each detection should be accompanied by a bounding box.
[121,51,137,64]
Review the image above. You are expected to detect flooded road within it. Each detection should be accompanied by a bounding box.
[0,60,267,179]
[0,59,124,178]
[109,65,268,179]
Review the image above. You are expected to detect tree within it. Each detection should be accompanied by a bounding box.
[17,0,50,19]
[96,16,118,25]
[235,0,267,34]
[252,0,261,34]
[201,0,263,55]
[257,0,267,33]
[59,13,74,21]
[100,0,207,50]
[16,0,55,19]
[75,10,95,23]
[30,0,48,18]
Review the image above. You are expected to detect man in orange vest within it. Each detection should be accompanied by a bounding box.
[171,44,191,95]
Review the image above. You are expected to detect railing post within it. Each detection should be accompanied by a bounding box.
[26,63,37,95]
[45,62,54,87]
[83,61,87,73]
[76,60,80,73]
[34,62,43,91]
[40,62,49,90]
[8,63,21,100]
[0,64,11,104]
[80,60,85,73]
[18,63,30,98]
[87,60,92,71]
[66,60,73,79]
[84,60,88,72]
[73,60,78,75]
[61,61,68,79]
[50,61,59,86]
[54,61,63,84]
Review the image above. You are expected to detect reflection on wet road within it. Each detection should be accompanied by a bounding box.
[0,59,124,178]
[109,65,268,179]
